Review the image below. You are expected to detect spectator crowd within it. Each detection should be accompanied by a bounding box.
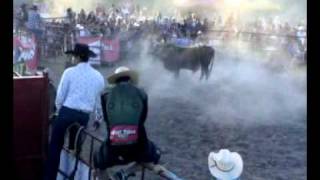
[14,2,306,61]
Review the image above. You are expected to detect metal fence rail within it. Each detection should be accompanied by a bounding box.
[14,22,306,65]
[56,124,185,180]
[57,124,102,180]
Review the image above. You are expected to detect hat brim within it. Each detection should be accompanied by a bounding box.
[208,152,243,179]
[30,6,38,10]
[107,70,138,85]
[65,50,97,58]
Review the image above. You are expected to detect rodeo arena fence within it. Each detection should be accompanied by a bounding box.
[13,15,306,76]
[54,122,184,180]
[56,124,100,180]
[13,17,121,75]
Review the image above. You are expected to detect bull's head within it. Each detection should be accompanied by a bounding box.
[149,43,176,60]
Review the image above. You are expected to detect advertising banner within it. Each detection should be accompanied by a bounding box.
[13,34,39,71]
[102,36,120,63]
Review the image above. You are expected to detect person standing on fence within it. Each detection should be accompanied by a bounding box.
[26,5,43,41]
[94,66,161,179]
[15,3,29,31]
[66,8,76,26]
[78,9,87,25]
[44,43,105,180]
[65,8,77,51]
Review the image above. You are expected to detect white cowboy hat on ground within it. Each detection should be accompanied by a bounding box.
[208,149,243,180]
[107,66,138,85]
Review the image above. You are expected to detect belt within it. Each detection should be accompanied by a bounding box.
[76,109,91,114]
[62,106,91,115]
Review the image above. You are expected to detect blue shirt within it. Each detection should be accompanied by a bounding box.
[174,38,193,47]
[55,62,105,119]
[26,10,42,30]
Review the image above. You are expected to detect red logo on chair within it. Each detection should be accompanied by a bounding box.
[110,125,138,145]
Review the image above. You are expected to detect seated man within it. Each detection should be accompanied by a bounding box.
[94,66,161,179]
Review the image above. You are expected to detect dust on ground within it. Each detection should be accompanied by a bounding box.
[42,48,306,180]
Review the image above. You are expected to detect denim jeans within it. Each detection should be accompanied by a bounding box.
[44,106,89,180]
[28,28,43,42]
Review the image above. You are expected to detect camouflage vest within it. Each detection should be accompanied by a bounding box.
[104,82,144,146]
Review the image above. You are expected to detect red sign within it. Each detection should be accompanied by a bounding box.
[102,36,120,63]
[110,125,139,145]
[13,34,39,71]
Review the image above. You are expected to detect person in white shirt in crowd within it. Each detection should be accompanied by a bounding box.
[76,24,90,37]
[65,8,76,25]
[44,43,105,180]
[15,3,29,31]
[295,24,306,53]
[208,149,244,180]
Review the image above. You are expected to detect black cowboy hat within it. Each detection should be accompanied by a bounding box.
[65,43,97,57]
[30,4,38,10]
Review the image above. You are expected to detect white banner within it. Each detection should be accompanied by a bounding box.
[88,41,101,65]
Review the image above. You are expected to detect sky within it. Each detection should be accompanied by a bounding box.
[14,0,306,25]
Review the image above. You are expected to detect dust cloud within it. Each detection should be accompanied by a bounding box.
[15,0,306,127]
[124,38,306,127]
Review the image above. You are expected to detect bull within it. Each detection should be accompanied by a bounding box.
[151,43,215,80]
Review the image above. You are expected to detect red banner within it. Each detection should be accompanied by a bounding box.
[102,36,120,63]
[110,125,138,145]
[13,34,39,71]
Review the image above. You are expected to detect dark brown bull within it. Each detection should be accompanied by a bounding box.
[151,44,215,80]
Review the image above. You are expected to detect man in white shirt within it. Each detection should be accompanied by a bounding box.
[44,43,105,180]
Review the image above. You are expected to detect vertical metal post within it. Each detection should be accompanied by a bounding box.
[88,136,95,180]
[100,36,104,64]
[141,167,145,180]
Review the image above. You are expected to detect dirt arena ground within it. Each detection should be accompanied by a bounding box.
[42,46,306,180]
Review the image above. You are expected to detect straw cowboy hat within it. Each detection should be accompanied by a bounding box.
[107,66,138,84]
[65,43,96,58]
[208,149,243,180]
